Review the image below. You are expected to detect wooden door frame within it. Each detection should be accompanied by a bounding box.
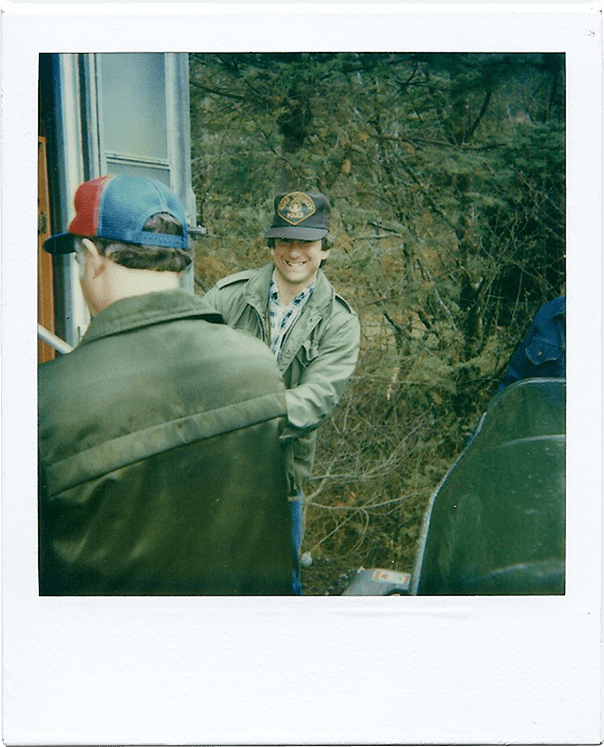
[38,136,56,363]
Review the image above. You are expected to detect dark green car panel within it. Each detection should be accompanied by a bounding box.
[411,378,565,595]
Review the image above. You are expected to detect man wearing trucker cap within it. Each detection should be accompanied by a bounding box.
[199,191,361,593]
[38,174,294,596]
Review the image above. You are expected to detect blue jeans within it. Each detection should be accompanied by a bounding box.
[289,494,304,595]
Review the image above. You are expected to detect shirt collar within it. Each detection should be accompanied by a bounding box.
[269,270,315,307]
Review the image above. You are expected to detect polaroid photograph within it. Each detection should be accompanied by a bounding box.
[1,3,602,746]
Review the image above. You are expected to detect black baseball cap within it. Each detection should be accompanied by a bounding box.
[265,191,330,241]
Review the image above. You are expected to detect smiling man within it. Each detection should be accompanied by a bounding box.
[199,190,361,593]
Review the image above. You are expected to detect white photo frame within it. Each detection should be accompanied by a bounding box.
[2,4,602,745]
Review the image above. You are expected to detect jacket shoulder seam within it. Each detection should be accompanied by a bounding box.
[216,270,256,289]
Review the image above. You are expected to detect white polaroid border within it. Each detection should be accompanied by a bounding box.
[2,4,602,746]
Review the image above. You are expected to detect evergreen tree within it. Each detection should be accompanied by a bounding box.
[189,53,566,591]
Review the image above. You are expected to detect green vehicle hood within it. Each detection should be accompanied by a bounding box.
[412,378,565,595]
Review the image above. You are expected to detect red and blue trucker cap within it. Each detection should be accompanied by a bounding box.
[44,174,189,254]
[265,191,330,241]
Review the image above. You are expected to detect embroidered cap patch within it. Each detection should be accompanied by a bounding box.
[277,192,317,226]
[265,190,330,240]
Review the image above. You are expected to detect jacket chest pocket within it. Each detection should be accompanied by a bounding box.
[299,338,320,367]
[526,336,563,366]
[284,338,319,388]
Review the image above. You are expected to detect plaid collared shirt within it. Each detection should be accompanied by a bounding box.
[269,272,315,361]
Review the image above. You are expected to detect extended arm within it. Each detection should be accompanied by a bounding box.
[281,312,360,439]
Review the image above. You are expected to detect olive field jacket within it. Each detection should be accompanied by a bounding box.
[38,289,293,595]
[199,263,361,493]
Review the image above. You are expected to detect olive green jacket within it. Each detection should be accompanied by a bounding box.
[199,263,361,493]
[38,289,293,595]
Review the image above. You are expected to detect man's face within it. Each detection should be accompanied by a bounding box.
[271,238,329,293]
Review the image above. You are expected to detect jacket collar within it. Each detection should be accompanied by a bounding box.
[80,288,222,346]
[245,263,335,373]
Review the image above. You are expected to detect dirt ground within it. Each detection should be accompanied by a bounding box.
[300,556,368,596]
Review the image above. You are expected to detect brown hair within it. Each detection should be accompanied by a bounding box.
[92,213,193,272]
[267,236,332,251]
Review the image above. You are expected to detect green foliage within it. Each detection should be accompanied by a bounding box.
[189,52,566,593]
